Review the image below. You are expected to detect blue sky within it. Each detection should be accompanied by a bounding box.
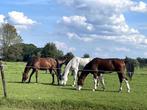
[1,0,147,58]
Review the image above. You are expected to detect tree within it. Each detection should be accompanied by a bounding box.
[0,23,22,59]
[7,44,23,61]
[83,53,90,58]
[41,43,63,58]
[21,43,38,61]
[64,52,74,59]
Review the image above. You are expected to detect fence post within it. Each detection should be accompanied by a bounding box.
[0,61,7,97]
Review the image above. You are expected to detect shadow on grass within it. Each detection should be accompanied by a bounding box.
[7,81,38,84]
[39,82,60,86]
[61,87,119,93]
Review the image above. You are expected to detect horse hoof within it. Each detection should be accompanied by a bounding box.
[92,89,95,92]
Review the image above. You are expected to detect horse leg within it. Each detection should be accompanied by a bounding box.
[93,73,98,91]
[124,78,130,93]
[51,73,55,84]
[72,69,78,87]
[97,76,100,87]
[53,69,59,85]
[35,70,38,83]
[117,72,123,92]
[28,69,36,83]
[118,72,130,93]
[98,74,105,90]
[49,69,54,84]
[54,70,60,85]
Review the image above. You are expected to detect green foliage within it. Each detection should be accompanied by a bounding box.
[83,53,90,58]
[21,43,39,61]
[7,44,23,61]
[0,62,147,110]
[41,42,63,58]
[0,23,22,59]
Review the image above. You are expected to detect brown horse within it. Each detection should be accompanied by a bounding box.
[22,56,68,85]
[77,58,134,93]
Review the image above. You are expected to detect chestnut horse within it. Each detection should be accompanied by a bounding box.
[22,57,68,85]
[77,58,134,93]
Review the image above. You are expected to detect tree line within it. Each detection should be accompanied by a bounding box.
[1,23,147,68]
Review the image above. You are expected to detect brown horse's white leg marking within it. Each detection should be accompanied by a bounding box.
[119,83,123,92]
[119,79,130,93]
[124,79,130,93]
[99,74,105,90]
[93,78,98,91]
[77,85,82,91]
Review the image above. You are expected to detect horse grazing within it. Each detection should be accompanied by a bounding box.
[77,58,134,93]
[60,56,105,87]
[22,57,66,85]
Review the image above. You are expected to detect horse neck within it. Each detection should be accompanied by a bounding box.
[24,63,31,75]
[78,71,89,85]
[63,59,73,78]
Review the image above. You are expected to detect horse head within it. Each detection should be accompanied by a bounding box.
[125,59,135,80]
[60,74,68,85]
[21,65,31,83]
[22,72,28,83]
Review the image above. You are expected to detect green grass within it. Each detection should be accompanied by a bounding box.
[0,62,147,110]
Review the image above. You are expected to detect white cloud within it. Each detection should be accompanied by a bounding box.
[54,41,76,52]
[8,11,36,25]
[115,47,130,52]
[0,11,36,32]
[66,32,95,42]
[60,15,94,31]
[95,48,102,52]
[57,0,147,47]
[144,52,147,57]
[131,1,147,12]
[0,15,5,23]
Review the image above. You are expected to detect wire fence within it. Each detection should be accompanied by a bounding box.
[1,63,147,75]
[0,61,7,97]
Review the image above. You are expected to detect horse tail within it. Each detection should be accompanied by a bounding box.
[124,59,135,80]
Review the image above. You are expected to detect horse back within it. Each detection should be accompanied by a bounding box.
[27,57,57,70]
[89,58,125,72]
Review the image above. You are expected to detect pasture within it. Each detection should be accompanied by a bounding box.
[0,62,147,110]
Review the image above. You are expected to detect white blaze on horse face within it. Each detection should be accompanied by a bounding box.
[77,85,82,91]
[124,79,130,93]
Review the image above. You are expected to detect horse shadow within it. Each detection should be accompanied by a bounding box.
[39,82,60,86]
[7,81,38,84]
[7,81,22,84]
[61,87,119,93]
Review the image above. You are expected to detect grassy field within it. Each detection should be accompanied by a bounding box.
[0,62,147,110]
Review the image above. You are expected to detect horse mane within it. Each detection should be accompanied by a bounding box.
[26,56,39,67]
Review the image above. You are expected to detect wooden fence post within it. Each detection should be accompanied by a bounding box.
[0,61,7,97]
